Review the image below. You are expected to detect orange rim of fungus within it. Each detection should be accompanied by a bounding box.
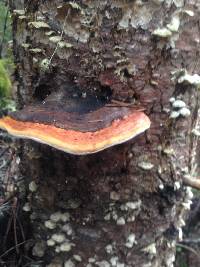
[0,111,150,155]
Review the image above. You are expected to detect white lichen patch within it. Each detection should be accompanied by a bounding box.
[50,212,62,222]
[110,256,119,266]
[127,215,136,222]
[68,2,82,10]
[88,257,96,263]
[62,223,73,235]
[47,239,55,246]
[192,128,200,136]
[40,58,50,71]
[152,28,172,37]
[49,36,62,43]
[29,48,43,53]
[163,147,174,155]
[120,200,142,211]
[170,111,180,119]
[44,220,56,229]
[172,100,186,109]
[21,43,30,49]
[18,15,26,20]
[169,97,175,103]
[47,263,63,267]
[118,9,132,29]
[23,202,31,212]
[60,212,70,222]
[182,10,194,17]
[105,244,113,254]
[130,5,153,30]
[152,0,165,4]
[174,181,181,191]
[173,0,184,7]
[167,16,180,32]
[28,21,50,29]
[178,227,183,241]
[110,191,120,201]
[13,9,25,16]
[138,161,154,170]
[116,217,126,225]
[185,186,194,200]
[110,256,125,266]
[45,31,55,36]
[179,107,191,117]
[182,200,192,210]
[58,41,73,49]
[60,241,72,252]
[64,259,75,267]
[29,181,37,192]
[96,260,111,267]
[104,213,111,221]
[173,69,200,88]
[142,243,157,255]
[159,183,164,190]
[73,254,82,262]
[125,233,137,248]
[169,96,190,119]
[32,241,46,257]
[167,240,176,248]
[55,246,61,253]
[116,1,160,30]
[175,217,186,228]
[51,233,66,243]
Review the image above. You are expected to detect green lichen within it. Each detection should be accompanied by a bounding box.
[0,59,11,97]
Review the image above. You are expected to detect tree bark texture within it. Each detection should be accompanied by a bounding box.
[5,0,200,266]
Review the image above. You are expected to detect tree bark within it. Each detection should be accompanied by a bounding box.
[4,0,200,266]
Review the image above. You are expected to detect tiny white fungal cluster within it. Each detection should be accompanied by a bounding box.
[165,251,175,267]
[104,200,142,225]
[23,202,31,212]
[125,233,137,248]
[174,181,181,191]
[28,21,50,29]
[192,128,200,137]
[40,58,51,71]
[29,181,38,192]
[42,210,79,258]
[152,7,194,39]
[32,241,46,257]
[97,258,126,267]
[181,186,193,210]
[138,161,154,170]
[172,186,194,246]
[169,97,190,119]
[86,254,127,267]
[142,243,157,256]
[23,181,38,212]
[64,259,75,267]
[171,69,200,88]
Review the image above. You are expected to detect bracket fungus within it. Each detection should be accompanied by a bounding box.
[0,88,150,155]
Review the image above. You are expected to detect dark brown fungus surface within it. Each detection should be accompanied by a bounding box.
[0,88,151,155]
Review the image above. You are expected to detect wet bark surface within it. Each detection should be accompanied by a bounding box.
[1,0,200,266]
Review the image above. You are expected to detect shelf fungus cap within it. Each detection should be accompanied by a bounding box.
[0,91,150,155]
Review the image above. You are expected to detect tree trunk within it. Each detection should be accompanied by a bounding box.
[4,0,200,266]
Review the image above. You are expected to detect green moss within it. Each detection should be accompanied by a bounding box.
[0,59,12,97]
[0,2,12,43]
